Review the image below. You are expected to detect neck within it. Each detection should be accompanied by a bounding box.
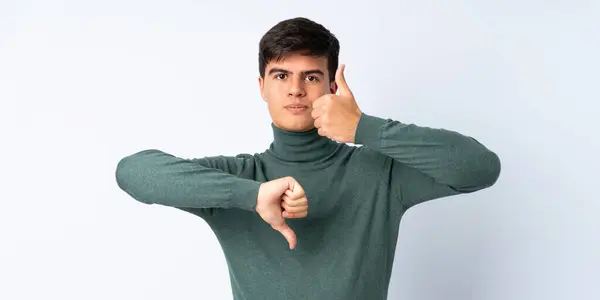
[267,123,339,162]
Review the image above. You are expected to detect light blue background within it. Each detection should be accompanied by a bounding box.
[2,0,598,299]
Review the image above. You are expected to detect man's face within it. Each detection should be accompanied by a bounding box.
[259,52,336,132]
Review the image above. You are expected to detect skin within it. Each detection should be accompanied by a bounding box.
[255,52,363,249]
[258,51,362,140]
[259,52,336,132]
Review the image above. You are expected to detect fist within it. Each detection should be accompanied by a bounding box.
[256,176,308,249]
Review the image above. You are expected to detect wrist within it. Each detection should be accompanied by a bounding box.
[255,182,265,213]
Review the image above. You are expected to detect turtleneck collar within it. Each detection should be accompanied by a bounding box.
[266,123,340,163]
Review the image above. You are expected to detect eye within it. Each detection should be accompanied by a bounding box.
[275,74,287,80]
[306,75,319,82]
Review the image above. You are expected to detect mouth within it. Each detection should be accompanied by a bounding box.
[285,104,309,113]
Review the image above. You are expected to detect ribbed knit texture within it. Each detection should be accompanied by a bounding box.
[116,113,501,300]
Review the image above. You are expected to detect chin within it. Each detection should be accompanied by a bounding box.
[298,124,316,132]
[277,120,315,132]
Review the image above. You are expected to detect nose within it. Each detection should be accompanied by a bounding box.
[288,76,306,98]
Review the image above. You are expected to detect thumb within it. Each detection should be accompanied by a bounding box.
[335,64,353,97]
[272,223,297,250]
[288,179,305,198]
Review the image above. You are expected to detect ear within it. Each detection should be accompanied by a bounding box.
[258,76,266,102]
[329,81,337,94]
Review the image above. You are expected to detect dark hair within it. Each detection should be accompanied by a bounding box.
[258,17,340,83]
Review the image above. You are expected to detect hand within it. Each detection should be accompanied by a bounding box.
[312,64,362,143]
[256,176,308,250]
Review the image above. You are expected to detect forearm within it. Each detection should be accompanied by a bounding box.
[355,113,501,192]
[115,149,260,211]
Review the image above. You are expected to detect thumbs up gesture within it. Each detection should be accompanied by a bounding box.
[256,176,308,250]
[312,64,362,143]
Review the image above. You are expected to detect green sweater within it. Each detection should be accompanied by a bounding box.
[115,113,501,300]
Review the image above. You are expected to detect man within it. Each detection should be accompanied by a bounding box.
[115,17,501,300]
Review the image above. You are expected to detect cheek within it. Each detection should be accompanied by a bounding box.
[264,83,285,99]
[263,85,283,111]
[307,84,330,99]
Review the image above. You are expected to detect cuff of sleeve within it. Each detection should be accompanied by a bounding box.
[354,113,387,148]
[230,178,261,212]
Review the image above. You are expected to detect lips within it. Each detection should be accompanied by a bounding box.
[285,105,309,114]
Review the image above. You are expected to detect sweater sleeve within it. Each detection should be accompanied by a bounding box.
[115,149,261,212]
[354,113,501,209]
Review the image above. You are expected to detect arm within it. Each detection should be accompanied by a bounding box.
[354,113,501,208]
[115,149,260,211]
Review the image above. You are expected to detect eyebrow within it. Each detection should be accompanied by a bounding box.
[268,68,325,76]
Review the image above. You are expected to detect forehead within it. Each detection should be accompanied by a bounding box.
[266,53,328,72]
